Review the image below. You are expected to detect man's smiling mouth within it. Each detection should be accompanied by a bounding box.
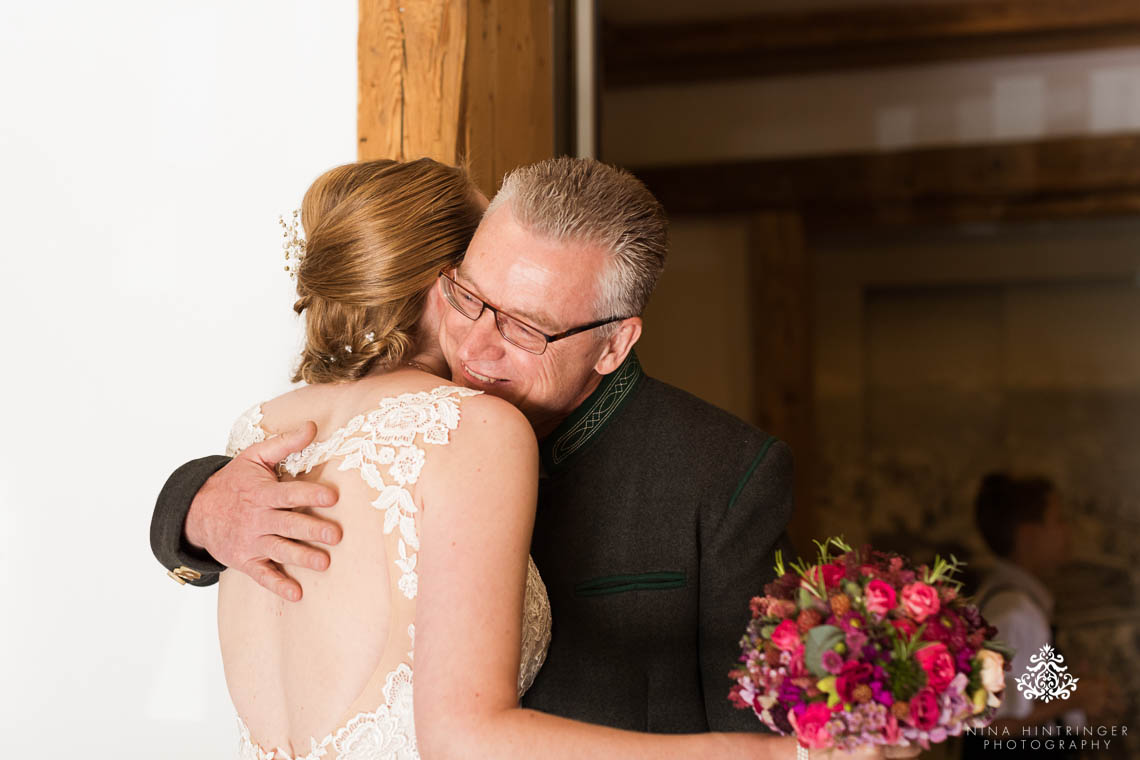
[463,363,507,384]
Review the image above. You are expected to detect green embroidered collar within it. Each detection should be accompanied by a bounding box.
[539,350,645,473]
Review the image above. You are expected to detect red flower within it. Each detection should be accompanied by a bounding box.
[805,563,847,590]
[772,619,802,652]
[864,579,897,617]
[835,661,874,703]
[909,687,940,730]
[891,618,918,639]
[901,582,941,622]
[914,641,956,692]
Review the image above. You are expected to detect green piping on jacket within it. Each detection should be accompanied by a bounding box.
[726,435,776,512]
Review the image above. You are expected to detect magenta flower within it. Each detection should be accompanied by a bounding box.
[909,688,940,731]
[822,650,844,675]
[914,642,955,693]
[792,703,836,750]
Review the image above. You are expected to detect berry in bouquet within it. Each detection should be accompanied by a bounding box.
[729,537,1012,753]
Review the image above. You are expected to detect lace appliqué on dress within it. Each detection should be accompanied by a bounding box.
[519,556,551,695]
[278,385,480,601]
[237,665,417,760]
[227,404,267,456]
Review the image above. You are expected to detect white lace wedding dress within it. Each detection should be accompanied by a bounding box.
[224,385,552,760]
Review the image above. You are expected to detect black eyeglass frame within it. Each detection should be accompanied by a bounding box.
[438,271,630,355]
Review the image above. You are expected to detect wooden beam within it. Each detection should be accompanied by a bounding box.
[603,0,1140,87]
[462,0,555,195]
[358,0,553,197]
[631,133,1140,227]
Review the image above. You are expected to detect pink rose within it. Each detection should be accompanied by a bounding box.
[901,582,941,622]
[771,619,802,652]
[864,579,897,617]
[914,642,956,693]
[909,687,940,731]
[792,703,835,750]
[786,645,808,678]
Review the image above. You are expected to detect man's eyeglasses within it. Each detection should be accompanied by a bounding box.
[438,271,628,355]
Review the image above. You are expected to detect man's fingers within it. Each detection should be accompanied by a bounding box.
[246,559,303,602]
[261,535,331,572]
[266,509,342,546]
[246,421,319,468]
[262,480,339,511]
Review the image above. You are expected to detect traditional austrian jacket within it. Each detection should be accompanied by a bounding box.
[150,352,795,732]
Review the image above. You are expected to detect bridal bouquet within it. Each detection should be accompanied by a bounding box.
[729,538,1009,752]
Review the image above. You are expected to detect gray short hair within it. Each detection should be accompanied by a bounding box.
[486,158,668,325]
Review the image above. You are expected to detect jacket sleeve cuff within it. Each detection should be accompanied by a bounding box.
[150,455,231,586]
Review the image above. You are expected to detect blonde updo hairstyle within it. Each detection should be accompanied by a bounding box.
[292,158,482,384]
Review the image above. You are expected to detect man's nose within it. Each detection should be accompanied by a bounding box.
[458,309,507,361]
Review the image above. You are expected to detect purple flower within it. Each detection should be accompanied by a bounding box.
[771,706,794,734]
[822,650,844,674]
[778,681,803,707]
[871,680,894,706]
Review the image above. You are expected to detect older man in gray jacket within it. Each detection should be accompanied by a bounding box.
[152,157,795,733]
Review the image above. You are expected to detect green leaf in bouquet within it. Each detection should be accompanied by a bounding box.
[885,656,927,702]
[798,586,816,608]
[760,624,776,639]
[804,625,844,678]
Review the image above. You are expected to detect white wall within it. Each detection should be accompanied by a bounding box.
[0,3,357,754]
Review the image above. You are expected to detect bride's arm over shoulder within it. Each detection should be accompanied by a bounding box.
[415,392,539,718]
[414,394,796,760]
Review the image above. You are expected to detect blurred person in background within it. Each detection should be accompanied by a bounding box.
[963,472,1114,758]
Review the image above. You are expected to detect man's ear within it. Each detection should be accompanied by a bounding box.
[593,316,642,376]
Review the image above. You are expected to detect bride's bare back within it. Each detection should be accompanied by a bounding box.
[217,369,549,758]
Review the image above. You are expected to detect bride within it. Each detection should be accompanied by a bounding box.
[218,158,878,760]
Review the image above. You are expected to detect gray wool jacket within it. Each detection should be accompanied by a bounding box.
[150,351,795,733]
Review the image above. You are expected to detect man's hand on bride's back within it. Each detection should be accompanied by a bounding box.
[185,422,342,602]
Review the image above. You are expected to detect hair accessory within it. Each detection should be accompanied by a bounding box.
[364,332,376,342]
[279,209,306,280]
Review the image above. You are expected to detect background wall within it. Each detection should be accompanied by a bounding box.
[0,2,356,753]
